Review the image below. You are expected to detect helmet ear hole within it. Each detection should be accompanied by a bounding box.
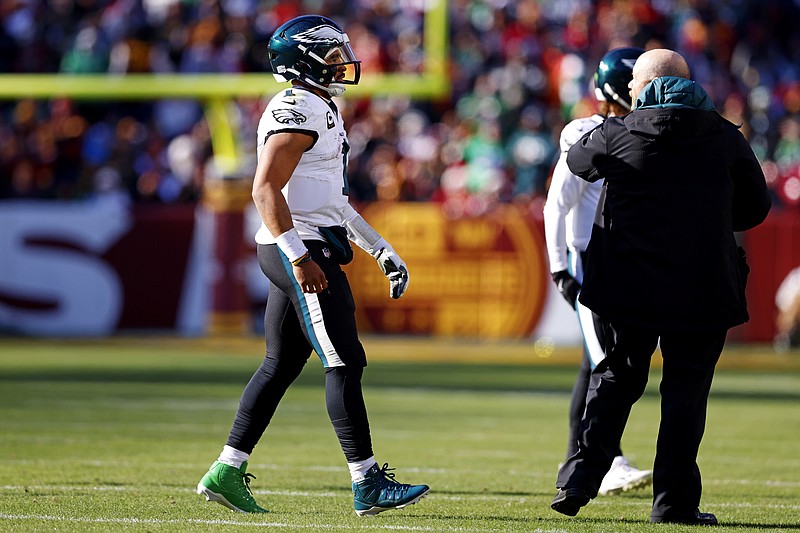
[296,60,311,74]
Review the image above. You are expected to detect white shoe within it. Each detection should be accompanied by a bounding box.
[598,456,652,496]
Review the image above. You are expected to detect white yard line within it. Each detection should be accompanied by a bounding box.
[0,513,566,532]
[0,514,434,530]
[2,484,799,511]
[9,458,799,487]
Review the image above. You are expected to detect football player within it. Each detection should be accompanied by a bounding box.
[197,14,428,516]
[543,47,653,496]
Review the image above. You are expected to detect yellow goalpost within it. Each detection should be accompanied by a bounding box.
[0,1,449,168]
[0,1,449,99]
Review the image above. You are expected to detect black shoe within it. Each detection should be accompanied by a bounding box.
[550,488,591,517]
[651,510,718,526]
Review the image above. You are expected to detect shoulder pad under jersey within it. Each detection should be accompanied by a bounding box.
[560,115,604,152]
[267,88,329,131]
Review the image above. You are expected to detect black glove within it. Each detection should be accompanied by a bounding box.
[552,270,580,308]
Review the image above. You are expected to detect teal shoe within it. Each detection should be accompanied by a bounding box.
[352,463,429,516]
[197,461,268,513]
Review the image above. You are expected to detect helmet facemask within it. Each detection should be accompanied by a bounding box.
[303,38,361,96]
[594,82,632,111]
[270,18,361,98]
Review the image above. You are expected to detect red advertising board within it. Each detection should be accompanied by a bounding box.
[0,200,792,343]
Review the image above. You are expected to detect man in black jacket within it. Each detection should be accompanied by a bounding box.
[550,49,771,525]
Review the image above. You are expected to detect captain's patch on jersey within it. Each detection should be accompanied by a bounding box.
[272,108,307,125]
[326,111,335,129]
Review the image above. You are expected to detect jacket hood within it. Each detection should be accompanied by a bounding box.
[634,76,715,111]
[625,76,720,142]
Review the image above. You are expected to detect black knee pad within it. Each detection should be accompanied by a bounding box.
[325,366,372,462]
[324,366,364,420]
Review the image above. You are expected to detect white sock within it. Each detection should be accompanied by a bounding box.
[217,445,250,468]
[348,456,377,482]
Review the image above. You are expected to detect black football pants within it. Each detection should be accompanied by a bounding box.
[556,321,726,521]
[225,241,373,462]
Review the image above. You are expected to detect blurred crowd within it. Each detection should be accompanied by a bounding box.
[1,0,800,213]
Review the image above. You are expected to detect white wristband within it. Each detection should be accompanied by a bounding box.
[275,228,308,263]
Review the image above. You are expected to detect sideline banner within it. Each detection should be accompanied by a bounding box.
[345,202,550,338]
[0,200,204,336]
[0,200,783,342]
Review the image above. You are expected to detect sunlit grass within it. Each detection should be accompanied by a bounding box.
[0,337,798,532]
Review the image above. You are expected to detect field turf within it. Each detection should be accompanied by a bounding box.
[1,336,798,532]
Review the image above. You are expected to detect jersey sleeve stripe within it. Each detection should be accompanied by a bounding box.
[265,129,320,151]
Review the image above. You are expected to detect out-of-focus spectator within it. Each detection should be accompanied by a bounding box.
[60,26,109,74]
[775,116,800,171]
[0,0,799,212]
[506,105,555,200]
[774,266,800,351]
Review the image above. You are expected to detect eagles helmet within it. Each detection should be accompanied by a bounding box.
[594,47,644,111]
[268,15,361,97]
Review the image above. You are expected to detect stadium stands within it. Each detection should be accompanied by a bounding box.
[1,0,799,209]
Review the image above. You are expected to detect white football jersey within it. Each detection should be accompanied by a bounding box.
[254,87,357,244]
[543,114,605,275]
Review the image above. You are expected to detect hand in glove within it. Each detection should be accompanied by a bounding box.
[552,270,580,308]
[374,246,409,299]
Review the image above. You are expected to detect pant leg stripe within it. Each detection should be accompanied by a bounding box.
[278,252,344,368]
[570,249,604,368]
[577,300,605,369]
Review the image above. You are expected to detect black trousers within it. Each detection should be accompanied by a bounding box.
[566,349,622,460]
[225,241,372,461]
[556,321,726,521]
[566,250,620,460]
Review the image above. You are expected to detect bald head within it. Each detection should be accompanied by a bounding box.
[628,49,691,107]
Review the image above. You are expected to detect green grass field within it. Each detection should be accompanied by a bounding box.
[1,336,798,532]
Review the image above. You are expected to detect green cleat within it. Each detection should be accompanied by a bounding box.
[353,463,429,516]
[196,461,268,513]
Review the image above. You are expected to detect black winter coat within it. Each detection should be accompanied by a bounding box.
[567,103,771,331]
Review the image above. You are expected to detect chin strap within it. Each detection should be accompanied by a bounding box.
[300,76,346,97]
